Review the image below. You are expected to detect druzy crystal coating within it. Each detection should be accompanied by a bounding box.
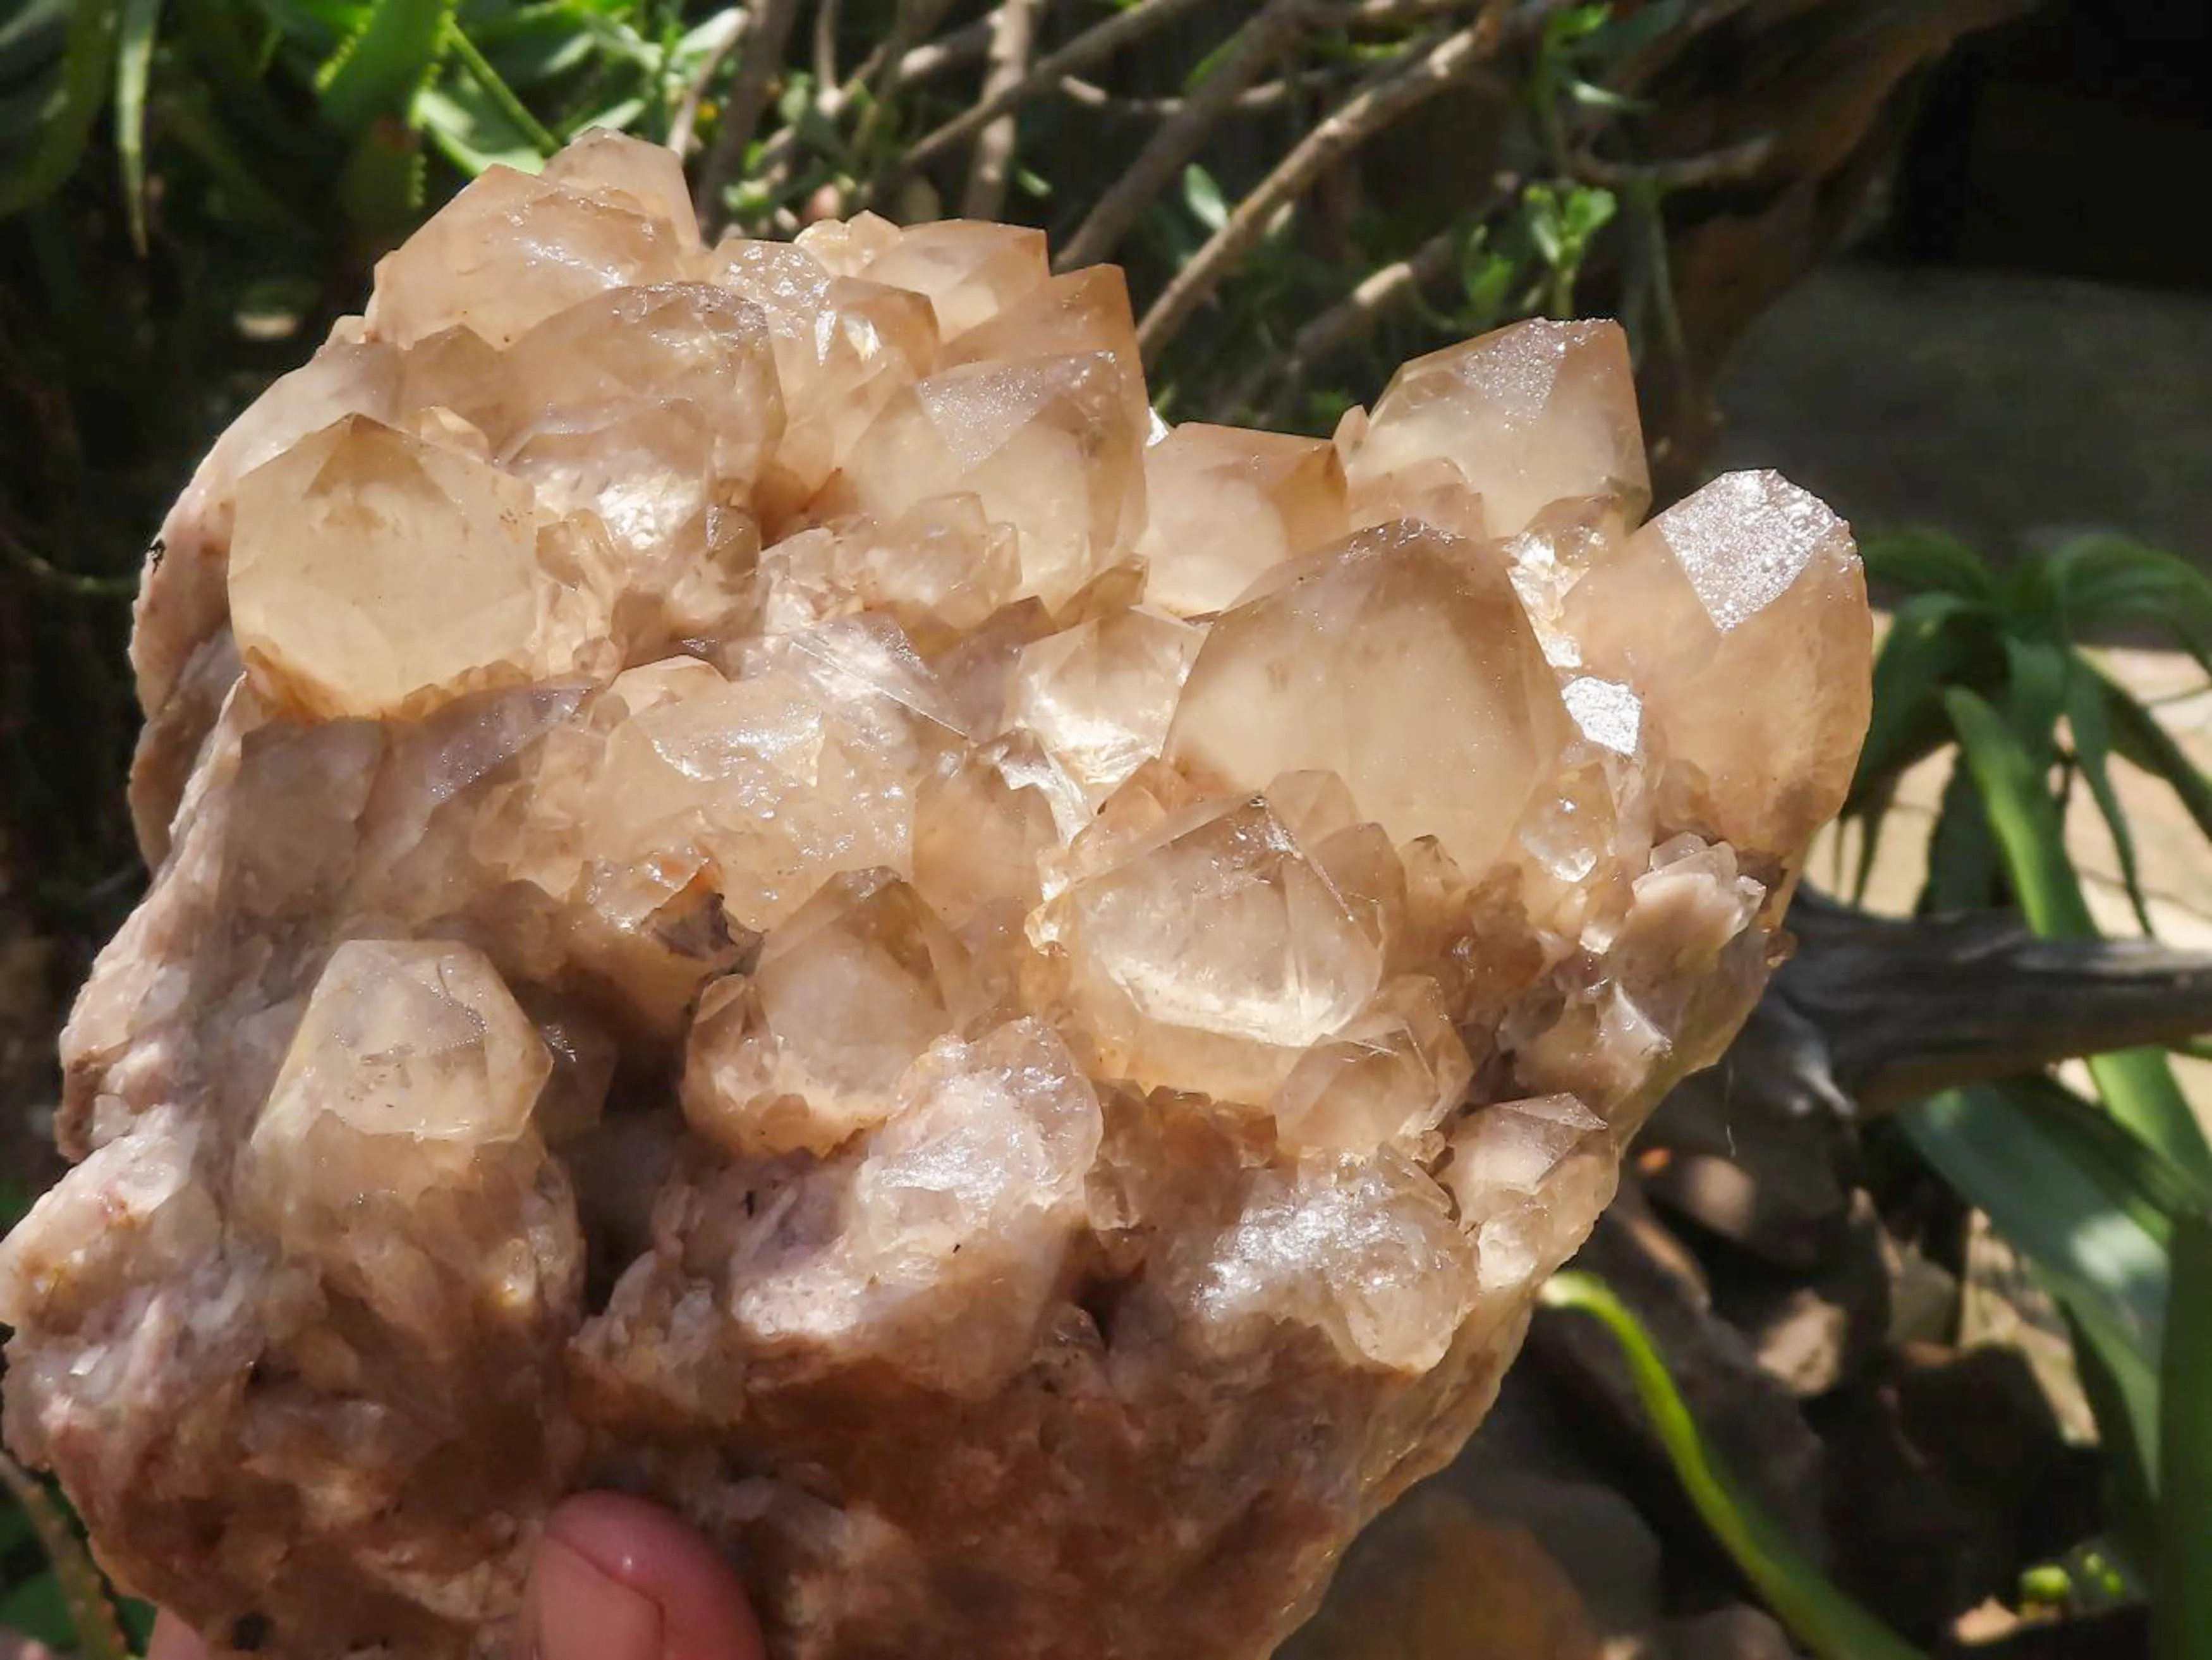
[0,131,1871,1660]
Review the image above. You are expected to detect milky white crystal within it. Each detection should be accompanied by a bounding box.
[0,132,1870,1660]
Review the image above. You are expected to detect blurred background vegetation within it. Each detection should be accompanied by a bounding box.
[3,1,2211,1657]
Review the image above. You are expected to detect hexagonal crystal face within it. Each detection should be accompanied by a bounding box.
[9,128,1876,1660]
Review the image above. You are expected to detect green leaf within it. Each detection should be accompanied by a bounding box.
[1539,1272,1926,1660]
[316,0,455,135]
[0,0,118,220]
[2155,1212,2212,1660]
[1859,525,2000,602]
[1900,1087,2168,1497]
[1945,688,2212,1183]
[2044,533,2212,671]
[1181,161,1227,234]
[114,0,162,252]
[1847,590,1983,809]
[2101,668,2212,846]
[2066,659,2154,933]
[417,75,541,173]
[1922,747,2000,913]
[439,20,557,156]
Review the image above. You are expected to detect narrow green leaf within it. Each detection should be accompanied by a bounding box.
[439,21,557,156]
[1859,525,2000,602]
[1922,748,2000,912]
[1847,590,1981,809]
[1181,162,1227,234]
[1944,688,2212,1182]
[114,0,162,252]
[2102,668,2212,846]
[2155,1212,2212,1660]
[0,0,118,219]
[2066,660,2154,932]
[1540,1273,1927,1660]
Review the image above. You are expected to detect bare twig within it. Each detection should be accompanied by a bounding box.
[888,0,1224,195]
[1055,70,1335,118]
[851,0,959,161]
[748,19,990,193]
[693,0,802,229]
[1571,132,1777,188]
[897,16,993,84]
[1761,891,2212,1112]
[1346,0,1483,21]
[963,0,1045,220]
[1138,6,1522,360]
[667,7,747,161]
[813,0,841,91]
[1058,0,1321,274]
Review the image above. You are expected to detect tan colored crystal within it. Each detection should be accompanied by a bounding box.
[229,415,571,720]
[860,219,1050,336]
[1005,604,1203,806]
[682,869,971,1157]
[1167,520,1572,879]
[367,164,689,348]
[1346,319,1648,534]
[1562,469,1873,856]
[1036,793,1382,1102]
[3,131,1872,1660]
[1137,424,1348,616]
[825,351,1145,609]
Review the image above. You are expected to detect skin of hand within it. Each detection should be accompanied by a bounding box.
[144,1494,767,1660]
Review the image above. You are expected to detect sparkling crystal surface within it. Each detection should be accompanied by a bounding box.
[0,133,1871,1660]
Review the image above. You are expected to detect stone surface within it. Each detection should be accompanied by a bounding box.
[0,133,1870,1660]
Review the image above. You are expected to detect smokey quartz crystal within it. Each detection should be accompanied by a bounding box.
[0,131,1871,1660]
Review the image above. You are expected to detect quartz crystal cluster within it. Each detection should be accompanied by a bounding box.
[0,132,1871,1660]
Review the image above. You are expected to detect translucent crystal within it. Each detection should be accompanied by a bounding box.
[861,220,1050,336]
[1036,794,1382,1103]
[681,869,971,1157]
[827,352,1144,609]
[6,130,1872,1660]
[1441,1095,1614,1290]
[1004,605,1204,806]
[229,415,568,719]
[1137,424,1347,616]
[1167,520,1572,879]
[1346,319,1649,534]
[1562,470,1873,856]
[367,164,690,348]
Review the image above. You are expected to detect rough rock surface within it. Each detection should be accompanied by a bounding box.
[0,131,1871,1660]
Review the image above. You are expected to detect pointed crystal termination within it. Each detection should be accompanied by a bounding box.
[1563,469,1873,857]
[3,129,1871,1660]
[1345,318,1650,534]
[1166,520,1574,879]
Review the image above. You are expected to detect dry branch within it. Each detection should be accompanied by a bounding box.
[1056,0,1321,273]
[1136,6,1521,360]
[890,0,1224,190]
[1753,891,2212,1113]
[693,0,803,229]
[963,0,1046,220]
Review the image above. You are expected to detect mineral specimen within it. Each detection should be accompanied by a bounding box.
[0,130,1871,1660]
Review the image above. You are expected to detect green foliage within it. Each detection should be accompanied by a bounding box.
[1850,525,2212,1652]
